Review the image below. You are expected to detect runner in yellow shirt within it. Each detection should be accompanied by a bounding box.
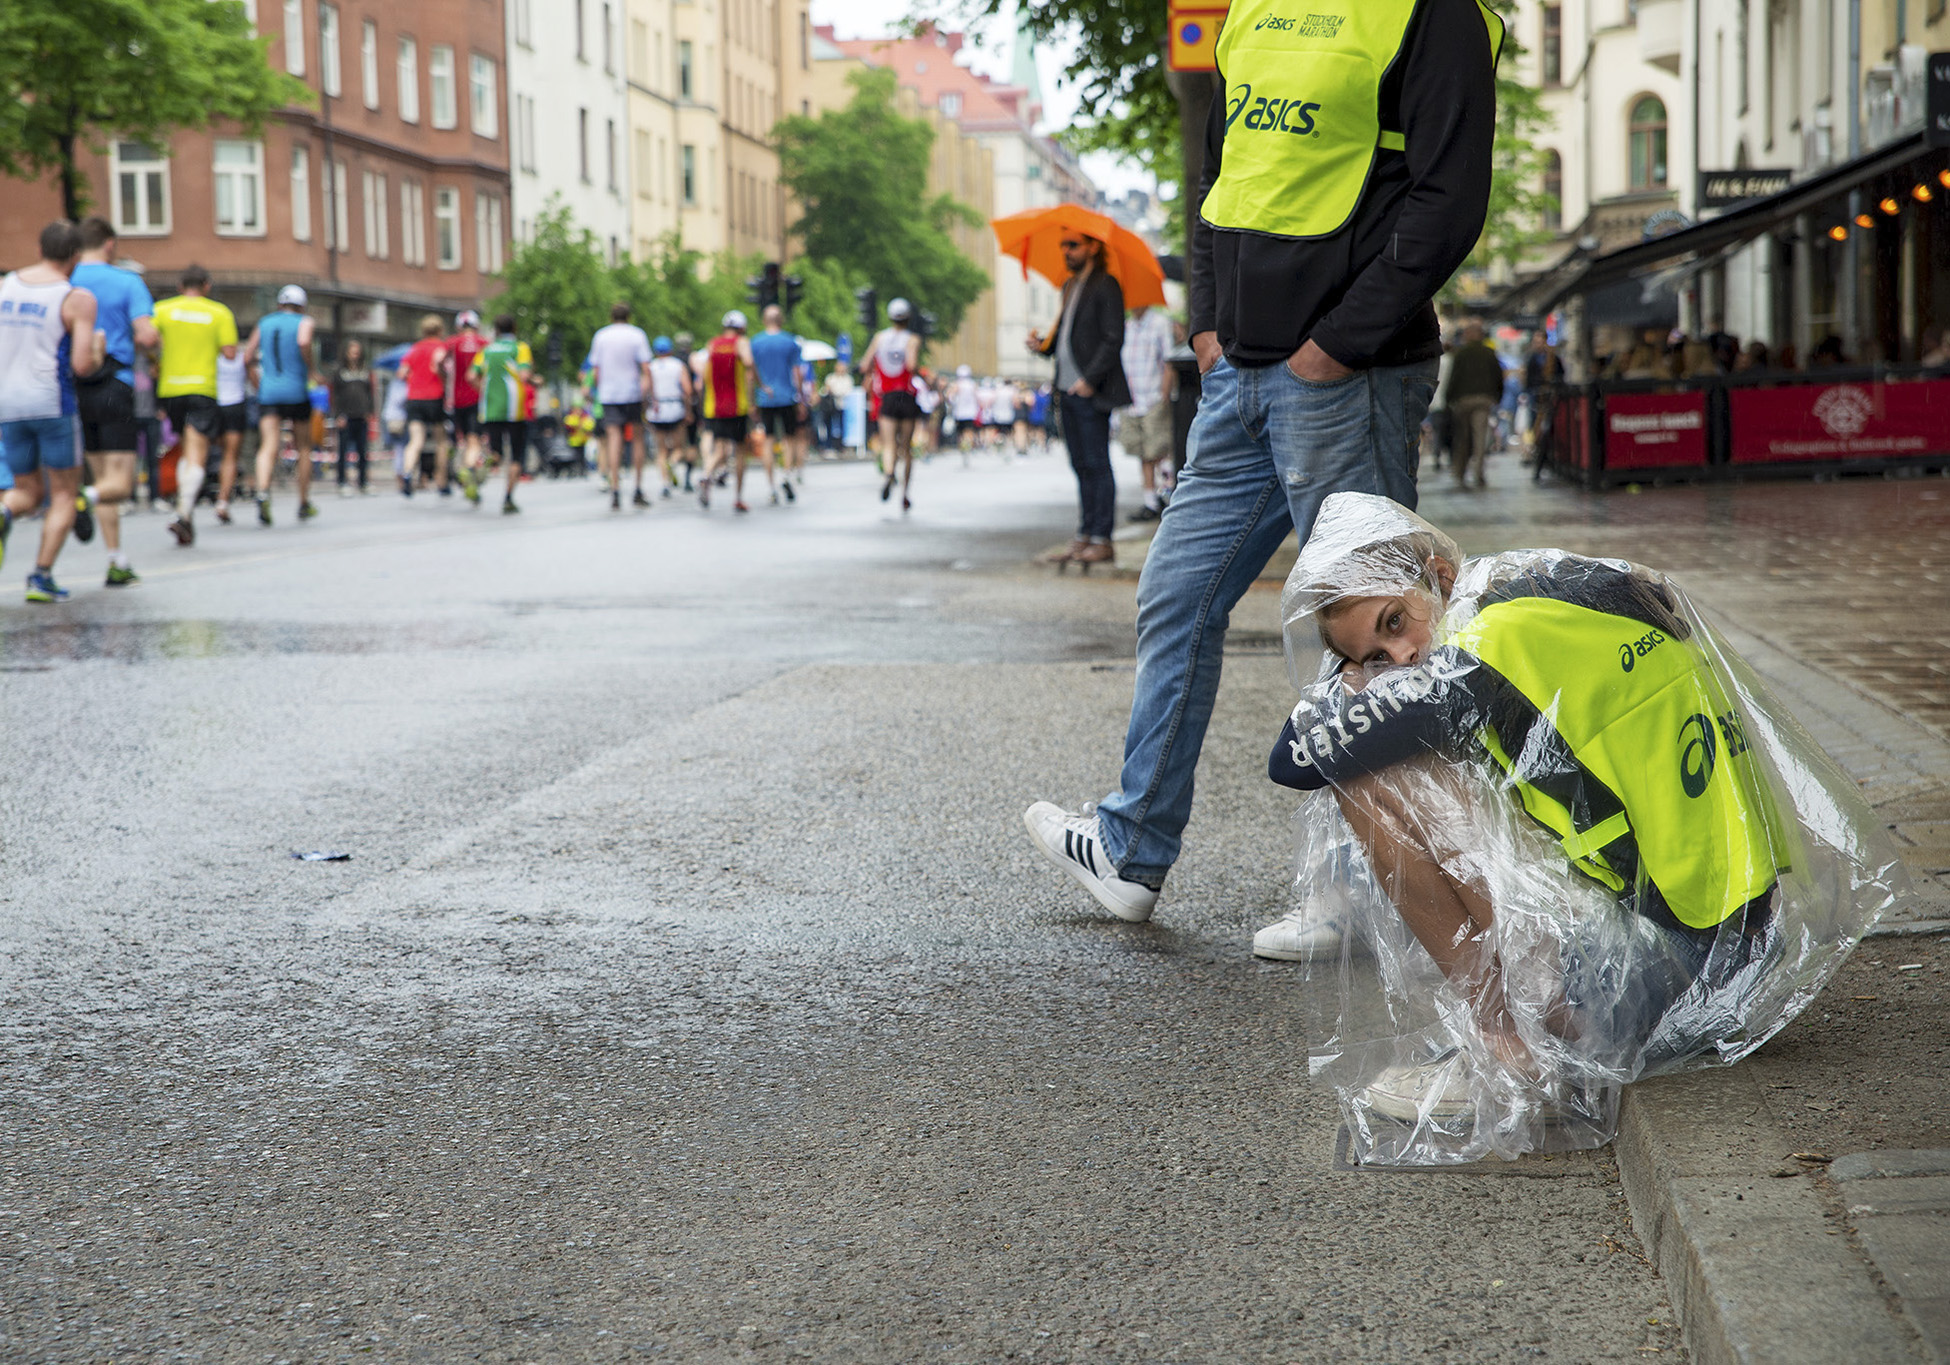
[150,265,239,546]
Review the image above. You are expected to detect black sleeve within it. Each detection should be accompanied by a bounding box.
[1187,87,1225,340]
[1267,651,1488,791]
[1307,0,1498,368]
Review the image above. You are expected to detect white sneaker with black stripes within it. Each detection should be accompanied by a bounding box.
[1022,801,1159,923]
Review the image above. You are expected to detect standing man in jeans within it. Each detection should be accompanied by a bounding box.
[1031,233,1131,567]
[1024,0,1503,932]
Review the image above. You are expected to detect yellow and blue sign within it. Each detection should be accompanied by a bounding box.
[1168,0,1229,72]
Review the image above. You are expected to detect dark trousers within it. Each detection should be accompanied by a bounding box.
[1059,393,1115,540]
[337,419,369,488]
[488,421,528,475]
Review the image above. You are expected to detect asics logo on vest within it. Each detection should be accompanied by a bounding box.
[1255,13,1296,29]
[1678,713,1717,798]
[1225,83,1324,136]
[1618,627,1667,672]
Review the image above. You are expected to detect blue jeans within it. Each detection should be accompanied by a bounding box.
[1059,393,1115,540]
[1096,356,1438,883]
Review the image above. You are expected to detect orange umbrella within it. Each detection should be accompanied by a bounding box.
[990,203,1168,310]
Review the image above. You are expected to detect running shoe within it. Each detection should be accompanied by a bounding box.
[769,490,779,506]
[698,479,711,510]
[1020,802,1159,923]
[633,488,650,508]
[502,499,520,515]
[902,497,913,513]
[297,501,318,521]
[257,495,273,526]
[461,467,481,505]
[660,486,671,500]
[168,517,195,546]
[72,490,96,543]
[105,563,140,588]
[880,476,895,503]
[1252,902,1349,961]
[610,488,622,511]
[734,500,750,514]
[782,479,796,503]
[338,485,354,498]
[23,571,69,603]
[439,484,453,498]
[215,500,232,524]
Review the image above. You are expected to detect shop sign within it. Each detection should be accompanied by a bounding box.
[1929,51,1950,149]
[1728,380,1950,462]
[1604,391,1707,470]
[1698,169,1793,207]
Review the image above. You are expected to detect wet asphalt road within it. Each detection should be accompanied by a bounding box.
[1,454,1683,1363]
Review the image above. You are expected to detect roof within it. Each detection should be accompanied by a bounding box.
[817,24,1041,135]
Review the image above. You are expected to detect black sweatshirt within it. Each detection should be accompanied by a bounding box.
[1188,0,1499,371]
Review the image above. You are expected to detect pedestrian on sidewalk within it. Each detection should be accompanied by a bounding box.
[1442,321,1503,489]
[70,216,157,587]
[1024,0,1504,927]
[0,220,103,601]
[1119,302,1175,522]
[1029,232,1131,566]
[332,340,373,496]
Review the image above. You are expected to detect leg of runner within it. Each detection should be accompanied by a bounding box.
[402,419,427,496]
[504,422,524,511]
[877,419,898,502]
[654,428,676,498]
[254,412,283,525]
[696,431,716,508]
[732,439,749,513]
[85,452,138,583]
[896,419,917,512]
[630,427,650,508]
[434,421,453,494]
[753,427,776,505]
[176,425,210,534]
[292,417,315,520]
[217,427,242,520]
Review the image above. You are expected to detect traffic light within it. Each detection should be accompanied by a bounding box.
[783,274,805,315]
[761,261,782,310]
[745,273,766,307]
[916,310,937,339]
[855,285,878,331]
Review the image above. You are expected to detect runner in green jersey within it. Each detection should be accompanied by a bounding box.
[470,314,532,514]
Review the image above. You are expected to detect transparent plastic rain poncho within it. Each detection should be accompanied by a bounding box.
[1275,493,1908,1166]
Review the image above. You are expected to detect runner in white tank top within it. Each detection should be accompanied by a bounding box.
[0,272,78,423]
[859,298,924,510]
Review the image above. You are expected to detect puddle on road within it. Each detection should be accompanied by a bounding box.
[0,620,491,666]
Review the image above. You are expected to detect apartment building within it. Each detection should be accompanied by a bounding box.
[625,0,684,258]
[507,0,634,263]
[0,0,512,355]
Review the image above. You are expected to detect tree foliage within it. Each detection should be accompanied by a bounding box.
[0,0,310,217]
[773,67,989,337]
[484,203,613,379]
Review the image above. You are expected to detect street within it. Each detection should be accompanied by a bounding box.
[6,448,1946,1362]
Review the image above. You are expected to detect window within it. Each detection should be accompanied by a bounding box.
[515,93,537,172]
[290,145,312,241]
[319,4,341,96]
[579,108,591,182]
[401,180,426,265]
[514,0,532,47]
[111,142,170,236]
[682,143,696,203]
[470,55,497,137]
[678,41,692,98]
[1542,5,1562,86]
[476,192,504,273]
[434,186,461,268]
[606,118,618,191]
[213,140,266,235]
[575,0,586,60]
[430,45,456,128]
[321,156,349,248]
[635,130,651,193]
[1628,95,1668,188]
[361,20,378,108]
[1542,150,1563,231]
[603,3,614,72]
[362,169,389,257]
[939,91,961,120]
[1736,0,1750,115]
[284,0,305,76]
[397,38,420,123]
[658,137,667,202]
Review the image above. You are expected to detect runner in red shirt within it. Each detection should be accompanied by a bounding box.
[399,313,450,497]
[446,310,489,503]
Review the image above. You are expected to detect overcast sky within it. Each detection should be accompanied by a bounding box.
[807,0,1153,198]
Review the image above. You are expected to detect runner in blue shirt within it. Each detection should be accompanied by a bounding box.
[69,217,156,586]
[242,284,318,526]
[750,306,805,503]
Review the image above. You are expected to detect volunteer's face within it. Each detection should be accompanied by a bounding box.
[1326,594,1437,670]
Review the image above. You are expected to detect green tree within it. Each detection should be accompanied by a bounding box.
[773,67,989,338]
[486,202,612,379]
[0,0,310,218]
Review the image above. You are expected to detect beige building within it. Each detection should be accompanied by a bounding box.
[624,0,683,259]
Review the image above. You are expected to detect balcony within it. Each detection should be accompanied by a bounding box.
[1637,0,1682,73]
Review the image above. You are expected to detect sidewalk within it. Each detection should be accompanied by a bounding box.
[1110,456,1950,1363]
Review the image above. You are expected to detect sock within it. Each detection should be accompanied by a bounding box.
[177,465,204,520]
[110,550,129,569]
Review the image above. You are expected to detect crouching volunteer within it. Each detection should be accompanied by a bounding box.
[1267,493,1902,1165]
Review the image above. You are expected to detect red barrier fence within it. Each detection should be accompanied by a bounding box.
[1727,378,1950,464]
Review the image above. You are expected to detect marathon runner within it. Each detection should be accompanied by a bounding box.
[750,304,804,504]
[949,363,980,456]
[646,335,692,499]
[586,301,653,511]
[699,310,768,513]
[671,331,700,491]
[398,314,450,498]
[242,284,319,525]
[70,216,155,586]
[471,313,531,514]
[864,299,923,511]
[0,221,102,600]
[447,309,488,504]
[213,346,249,520]
[152,264,239,547]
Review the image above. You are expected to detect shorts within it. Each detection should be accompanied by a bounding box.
[264,400,313,422]
[162,394,220,439]
[757,405,799,439]
[483,419,526,452]
[451,403,479,436]
[707,414,750,444]
[599,402,643,429]
[405,399,447,428]
[217,403,251,435]
[77,377,140,452]
[1,415,79,475]
[651,419,687,434]
[880,390,921,422]
[1119,402,1173,464]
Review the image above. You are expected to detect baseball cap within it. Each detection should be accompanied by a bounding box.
[888,298,913,321]
[456,309,481,328]
[722,309,748,331]
[956,364,973,377]
[653,335,673,355]
[277,284,308,307]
